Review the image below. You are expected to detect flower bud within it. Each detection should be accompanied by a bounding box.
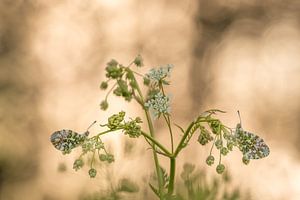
[221,147,229,156]
[216,164,225,174]
[134,54,143,67]
[99,154,107,161]
[100,82,108,90]
[106,154,115,163]
[227,142,234,151]
[89,168,97,178]
[100,100,109,111]
[242,156,250,165]
[215,139,223,149]
[73,159,84,171]
[206,155,215,166]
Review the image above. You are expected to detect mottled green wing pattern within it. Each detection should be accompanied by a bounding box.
[235,124,270,160]
[50,129,88,154]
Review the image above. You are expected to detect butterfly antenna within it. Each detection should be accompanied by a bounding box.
[87,120,97,131]
[237,110,242,126]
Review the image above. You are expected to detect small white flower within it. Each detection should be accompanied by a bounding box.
[145,92,171,118]
[145,64,173,84]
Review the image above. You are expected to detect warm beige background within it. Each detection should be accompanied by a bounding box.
[1,0,300,199]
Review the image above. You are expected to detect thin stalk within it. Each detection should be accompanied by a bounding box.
[210,135,218,155]
[130,70,165,199]
[219,129,222,164]
[90,150,96,168]
[163,114,174,153]
[160,83,176,197]
[144,102,165,199]
[104,82,117,101]
[91,128,123,140]
[141,131,171,156]
[160,83,174,153]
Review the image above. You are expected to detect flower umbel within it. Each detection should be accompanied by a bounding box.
[145,64,173,85]
[144,92,171,118]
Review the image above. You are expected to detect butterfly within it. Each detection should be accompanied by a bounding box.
[50,121,96,153]
[234,111,270,160]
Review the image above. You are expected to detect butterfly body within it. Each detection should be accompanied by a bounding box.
[234,123,270,160]
[50,129,89,153]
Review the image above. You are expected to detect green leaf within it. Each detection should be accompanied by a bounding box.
[174,123,185,134]
[182,122,200,148]
[149,183,160,197]
[160,166,170,189]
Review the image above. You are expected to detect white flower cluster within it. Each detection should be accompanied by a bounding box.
[145,92,171,118]
[145,64,173,84]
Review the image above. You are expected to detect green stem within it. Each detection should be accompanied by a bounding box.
[105,82,117,101]
[144,103,165,199]
[91,128,123,140]
[160,83,174,153]
[163,114,174,153]
[173,118,221,157]
[210,135,218,155]
[141,131,171,156]
[90,150,96,168]
[130,70,165,199]
[167,157,176,195]
[173,122,195,157]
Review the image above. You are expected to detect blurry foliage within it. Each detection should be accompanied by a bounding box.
[174,163,246,200]
[79,163,250,200]
[79,178,140,200]
[0,0,44,196]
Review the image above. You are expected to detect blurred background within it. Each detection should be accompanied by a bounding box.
[1,0,300,199]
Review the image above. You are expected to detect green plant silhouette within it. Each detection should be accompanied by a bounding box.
[50,56,269,200]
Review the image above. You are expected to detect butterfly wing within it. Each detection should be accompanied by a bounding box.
[50,129,87,153]
[235,128,270,160]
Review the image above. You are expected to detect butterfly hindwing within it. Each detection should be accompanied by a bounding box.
[235,124,270,160]
[240,131,269,159]
[50,129,87,153]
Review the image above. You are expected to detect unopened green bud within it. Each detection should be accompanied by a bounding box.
[106,154,115,163]
[95,142,104,149]
[215,139,223,149]
[206,155,215,166]
[221,147,229,156]
[216,164,225,174]
[198,128,213,145]
[227,142,234,151]
[89,168,97,178]
[242,156,250,165]
[119,111,125,117]
[134,54,143,67]
[73,159,84,171]
[99,154,107,161]
[210,121,220,134]
[100,82,108,90]
[100,100,109,110]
